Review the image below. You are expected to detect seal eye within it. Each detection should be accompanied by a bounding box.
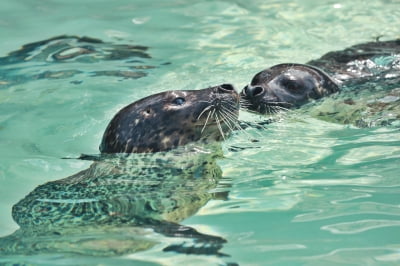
[172,97,185,105]
[281,78,302,92]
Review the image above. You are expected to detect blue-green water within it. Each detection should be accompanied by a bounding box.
[1,0,400,265]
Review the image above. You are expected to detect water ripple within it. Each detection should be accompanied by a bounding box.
[294,202,400,223]
[321,219,400,234]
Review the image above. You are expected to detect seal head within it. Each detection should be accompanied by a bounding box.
[100,84,239,153]
[241,63,339,114]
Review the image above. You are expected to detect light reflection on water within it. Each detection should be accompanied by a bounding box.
[187,116,400,264]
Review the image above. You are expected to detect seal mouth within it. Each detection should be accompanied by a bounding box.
[258,101,293,114]
[240,95,293,115]
[240,84,293,115]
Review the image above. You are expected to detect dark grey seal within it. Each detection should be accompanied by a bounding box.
[240,63,339,113]
[241,39,400,127]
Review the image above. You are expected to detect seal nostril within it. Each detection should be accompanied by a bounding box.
[253,86,263,96]
[244,86,264,98]
[218,84,235,93]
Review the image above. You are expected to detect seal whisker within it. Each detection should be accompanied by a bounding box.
[269,107,282,117]
[220,104,238,117]
[270,107,282,114]
[240,105,252,110]
[200,107,214,134]
[222,112,244,132]
[197,100,213,104]
[219,109,248,136]
[215,113,226,140]
[240,103,252,109]
[264,101,293,106]
[267,104,273,115]
[221,98,239,106]
[272,105,291,112]
[258,102,292,114]
[219,108,246,133]
[239,99,251,105]
[239,99,253,109]
[219,109,238,129]
[240,105,254,113]
[196,105,213,121]
[271,102,293,107]
[218,111,235,133]
[271,105,281,114]
[218,102,239,118]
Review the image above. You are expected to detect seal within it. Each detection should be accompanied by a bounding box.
[0,84,240,257]
[240,40,400,127]
[100,83,240,153]
[240,63,340,114]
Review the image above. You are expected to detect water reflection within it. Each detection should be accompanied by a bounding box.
[0,35,157,89]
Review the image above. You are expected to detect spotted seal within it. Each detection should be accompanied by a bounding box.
[100,84,240,153]
[0,84,239,257]
[241,39,400,127]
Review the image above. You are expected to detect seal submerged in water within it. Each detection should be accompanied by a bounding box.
[0,84,240,257]
[241,39,400,127]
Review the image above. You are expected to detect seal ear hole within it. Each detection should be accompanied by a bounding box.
[145,108,152,114]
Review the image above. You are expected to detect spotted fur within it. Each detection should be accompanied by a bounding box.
[1,85,240,256]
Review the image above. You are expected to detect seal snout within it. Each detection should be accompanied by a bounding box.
[215,83,240,106]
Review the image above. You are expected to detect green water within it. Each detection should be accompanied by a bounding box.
[1,0,400,265]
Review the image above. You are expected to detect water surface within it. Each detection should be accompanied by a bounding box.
[1,0,400,265]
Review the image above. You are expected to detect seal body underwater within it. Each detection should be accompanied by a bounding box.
[0,84,240,257]
[240,39,400,127]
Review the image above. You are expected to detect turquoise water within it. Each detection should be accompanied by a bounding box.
[1,0,400,265]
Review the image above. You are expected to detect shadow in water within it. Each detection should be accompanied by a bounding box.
[0,35,164,88]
